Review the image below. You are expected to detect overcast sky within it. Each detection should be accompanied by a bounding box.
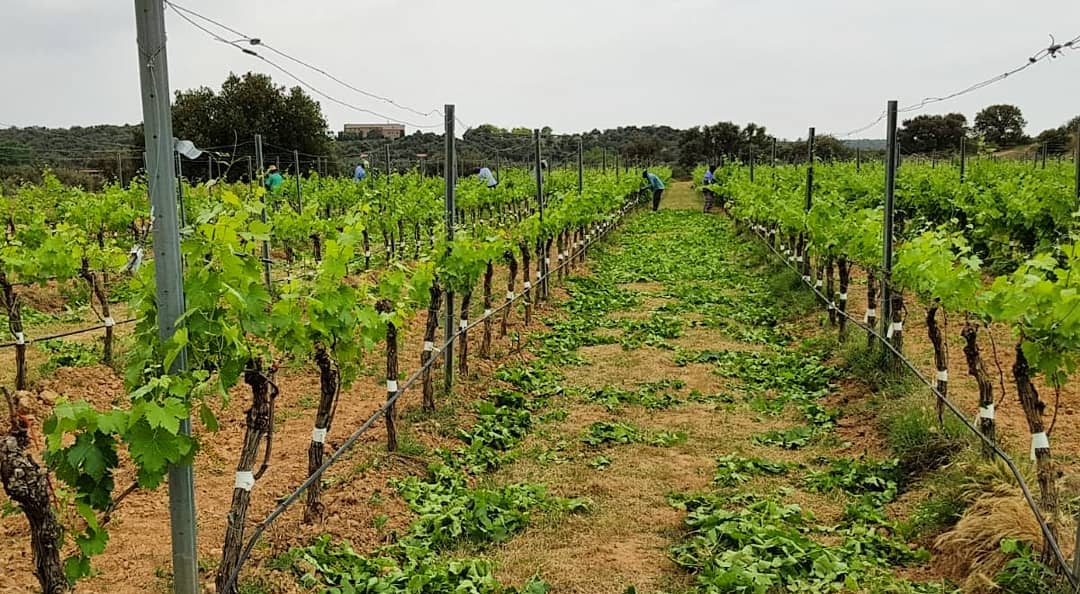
[2,0,1080,140]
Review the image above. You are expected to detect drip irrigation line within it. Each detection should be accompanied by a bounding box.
[0,317,138,349]
[221,194,643,593]
[746,223,1078,587]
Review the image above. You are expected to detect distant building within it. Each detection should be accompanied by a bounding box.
[343,123,405,139]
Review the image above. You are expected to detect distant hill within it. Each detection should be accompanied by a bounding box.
[842,138,886,151]
[0,124,141,165]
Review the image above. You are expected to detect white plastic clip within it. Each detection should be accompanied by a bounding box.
[312,427,328,443]
[1031,432,1050,460]
[523,281,532,290]
[423,341,434,352]
[506,291,515,300]
[387,379,399,393]
[801,275,811,283]
[936,369,948,382]
[978,404,995,420]
[839,293,848,301]
[14,332,25,345]
[484,308,493,317]
[459,319,468,329]
[234,471,255,491]
[104,317,116,328]
[365,250,372,258]
[814,279,823,289]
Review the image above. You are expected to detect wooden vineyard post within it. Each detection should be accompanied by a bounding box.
[557,233,566,283]
[2,389,68,593]
[502,250,517,337]
[384,302,399,452]
[305,346,340,523]
[362,229,371,269]
[397,220,406,261]
[535,240,545,302]
[458,291,471,377]
[80,258,114,365]
[837,255,850,339]
[866,269,878,348]
[825,255,836,326]
[0,273,27,390]
[384,225,393,263]
[217,361,276,594]
[1013,339,1059,562]
[887,292,905,371]
[544,237,554,297]
[421,282,442,413]
[520,243,533,327]
[481,262,494,359]
[926,302,948,425]
[960,322,995,459]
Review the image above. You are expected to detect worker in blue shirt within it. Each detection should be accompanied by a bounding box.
[643,169,665,211]
[702,165,717,212]
[353,163,366,181]
[472,167,498,188]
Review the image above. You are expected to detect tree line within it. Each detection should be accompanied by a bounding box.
[2,72,1077,189]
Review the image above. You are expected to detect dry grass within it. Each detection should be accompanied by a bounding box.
[563,343,722,395]
[934,492,1073,592]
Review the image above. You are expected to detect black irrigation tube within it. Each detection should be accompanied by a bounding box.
[0,317,138,349]
[745,222,1078,588]
[221,195,644,593]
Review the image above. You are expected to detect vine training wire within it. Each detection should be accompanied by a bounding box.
[163,0,443,129]
[832,33,1080,138]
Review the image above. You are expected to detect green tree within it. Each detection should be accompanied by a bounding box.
[974,104,1027,148]
[897,113,967,155]
[1035,127,1071,154]
[172,72,333,165]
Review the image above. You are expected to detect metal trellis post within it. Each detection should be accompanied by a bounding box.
[133,1,198,591]
[254,134,272,295]
[444,105,456,394]
[881,100,899,344]
[294,150,302,214]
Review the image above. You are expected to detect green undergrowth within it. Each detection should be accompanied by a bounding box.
[670,494,944,594]
[581,421,687,448]
[656,217,956,593]
[36,338,101,374]
[586,379,685,411]
[276,360,583,592]
[713,454,794,487]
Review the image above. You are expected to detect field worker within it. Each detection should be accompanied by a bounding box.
[353,162,367,181]
[473,166,498,188]
[531,159,548,181]
[264,164,284,193]
[643,169,665,211]
[702,165,717,212]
